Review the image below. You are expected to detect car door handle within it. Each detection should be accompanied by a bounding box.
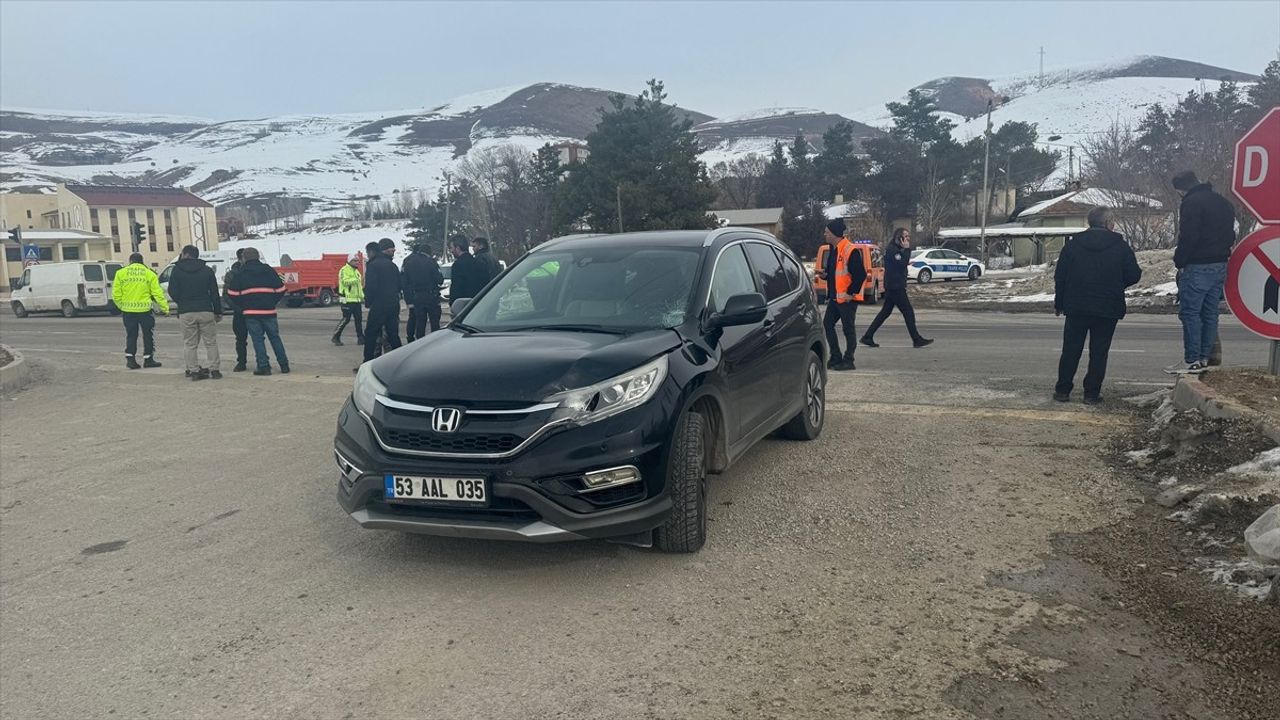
[762,319,775,335]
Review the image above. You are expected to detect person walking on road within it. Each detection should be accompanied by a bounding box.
[447,235,487,305]
[111,252,168,369]
[362,237,402,363]
[168,245,224,381]
[223,248,249,372]
[861,228,933,349]
[332,255,365,346]
[1165,171,1235,375]
[403,241,444,341]
[226,247,289,376]
[1052,208,1142,404]
[817,218,867,371]
[472,236,503,282]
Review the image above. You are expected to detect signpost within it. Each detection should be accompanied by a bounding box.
[21,245,41,268]
[1230,106,1280,373]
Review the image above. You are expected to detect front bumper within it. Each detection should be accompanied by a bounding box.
[333,392,677,543]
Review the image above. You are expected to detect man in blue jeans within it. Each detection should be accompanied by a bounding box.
[1166,171,1235,375]
[225,247,290,376]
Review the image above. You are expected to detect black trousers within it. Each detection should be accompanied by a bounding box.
[407,298,441,341]
[334,302,364,341]
[232,311,248,366]
[122,311,156,358]
[1055,314,1119,397]
[823,301,857,359]
[363,306,401,361]
[864,288,922,342]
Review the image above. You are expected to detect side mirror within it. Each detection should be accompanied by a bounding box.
[450,298,471,316]
[711,293,767,329]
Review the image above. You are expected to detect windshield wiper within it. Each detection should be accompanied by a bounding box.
[452,322,484,334]
[507,324,628,334]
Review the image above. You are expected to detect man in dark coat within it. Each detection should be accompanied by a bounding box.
[362,237,402,363]
[861,228,933,349]
[222,248,249,371]
[402,241,444,341]
[168,244,224,380]
[225,247,289,375]
[471,237,503,282]
[447,235,488,305]
[1166,170,1235,375]
[1053,207,1142,403]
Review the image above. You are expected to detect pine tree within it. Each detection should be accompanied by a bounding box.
[555,80,716,232]
[1246,57,1280,126]
[814,121,863,200]
[758,141,791,207]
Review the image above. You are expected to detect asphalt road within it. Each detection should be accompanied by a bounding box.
[0,306,1271,719]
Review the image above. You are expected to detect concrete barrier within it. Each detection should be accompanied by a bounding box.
[1172,375,1280,444]
[0,344,31,393]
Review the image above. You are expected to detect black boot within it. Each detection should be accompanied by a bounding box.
[331,335,343,346]
[860,336,879,348]
[143,356,162,368]
[126,356,141,370]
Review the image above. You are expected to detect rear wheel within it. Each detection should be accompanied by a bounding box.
[917,268,932,284]
[780,352,825,441]
[11,302,28,318]
[61,300,78,318]
[654,412,707,553]
[318,288,334,307]
[285,296,304,308]
[968,265,981,281]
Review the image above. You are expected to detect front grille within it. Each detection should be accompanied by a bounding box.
[383,428,522,454]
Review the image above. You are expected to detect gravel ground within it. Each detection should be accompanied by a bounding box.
[1202,367,1280,424]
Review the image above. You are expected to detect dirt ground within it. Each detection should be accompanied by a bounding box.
[0,346,11,368]
[1202,367,1280,424]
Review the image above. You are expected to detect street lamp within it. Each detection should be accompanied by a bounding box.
[978,99,994,265]
[1040,135,1078,185]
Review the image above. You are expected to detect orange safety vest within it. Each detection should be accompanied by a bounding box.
[833,239,865,303]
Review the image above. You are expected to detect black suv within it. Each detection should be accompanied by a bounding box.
[334,228,826,552]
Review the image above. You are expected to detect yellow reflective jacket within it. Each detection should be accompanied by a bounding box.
[338,262,364,303]
[112,262,169,314]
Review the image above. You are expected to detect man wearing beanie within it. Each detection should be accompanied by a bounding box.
[817,217,867,371]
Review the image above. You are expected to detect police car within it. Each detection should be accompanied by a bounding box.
[908,247,985,283]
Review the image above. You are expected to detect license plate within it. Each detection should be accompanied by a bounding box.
[87,288,103,293]
[384,475,487,505]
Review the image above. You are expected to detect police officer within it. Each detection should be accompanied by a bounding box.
[332,255,365,346]
[111,252,169,369]
[817,218,867,371]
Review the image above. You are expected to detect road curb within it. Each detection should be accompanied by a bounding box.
[0,344,31,393]
[1172,375,1280,444]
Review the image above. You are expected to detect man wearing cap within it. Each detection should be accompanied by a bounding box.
[332,254,365,346]
[111,252,169,369]
[816,218,867,371]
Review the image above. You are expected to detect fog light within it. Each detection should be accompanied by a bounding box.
[582,466,640,492]
[334,448,363,486]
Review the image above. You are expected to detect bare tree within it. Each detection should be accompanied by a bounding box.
[1080,122,1174,250]
[710,153,768,209]
[916,154,959,244]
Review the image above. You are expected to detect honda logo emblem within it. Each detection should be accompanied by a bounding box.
[431,407,463,433]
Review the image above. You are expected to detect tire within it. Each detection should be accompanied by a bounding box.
[654,412,708,553]
[318,288,334,307]
[11,302,28,318]
[779,352,825,441]
[61,300,78,318]
[285,297,304,308]
[917,268,932,284]
[968,266,981,281]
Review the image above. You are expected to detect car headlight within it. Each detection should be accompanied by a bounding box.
[352,363,387,416]
[547,355,668,426]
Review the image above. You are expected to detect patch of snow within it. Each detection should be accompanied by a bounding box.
[710,107,823,124]
[1201,558,1274,601]
[221,221,411,267]
[426,85,526,117]
[1125,448,1155,463]
[1227,448,1280,478]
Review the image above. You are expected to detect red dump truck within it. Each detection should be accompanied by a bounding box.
[275,253,361,308]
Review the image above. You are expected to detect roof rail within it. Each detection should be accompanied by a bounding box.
[702,226,777,247]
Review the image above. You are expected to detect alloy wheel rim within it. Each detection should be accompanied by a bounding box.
[807,362,824,427]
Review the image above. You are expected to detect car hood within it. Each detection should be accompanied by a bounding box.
[372,328,683,404]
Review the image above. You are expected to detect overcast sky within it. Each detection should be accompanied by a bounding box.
[2,0,1277,120]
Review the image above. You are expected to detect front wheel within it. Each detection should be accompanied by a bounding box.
[968,266,981,281]
[11,302,28,318]
[779,352,825,441]
[654,411,708,553]
[61,300,78,318]
[917,269,932,284]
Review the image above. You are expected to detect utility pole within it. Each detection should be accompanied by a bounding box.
[1004,154,1012,212]
[441,171,452,263]
[1068,146,1075,185]
[1038,47,1045,88]
[978,100,994,265]
[616,184,624,233]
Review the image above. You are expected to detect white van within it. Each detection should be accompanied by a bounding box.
[11,261,123,318]
[158,250,234,304]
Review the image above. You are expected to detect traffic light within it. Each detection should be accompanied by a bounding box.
[6,226,20,244]
[130,221,146,251]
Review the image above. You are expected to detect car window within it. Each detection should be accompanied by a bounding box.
[21,269,31,287]
[158,265,174,283]
[709,244,756,313]
[779,250,802,292]
[82,264,104,282]
[106,264,121,280]
[744,242,789,302]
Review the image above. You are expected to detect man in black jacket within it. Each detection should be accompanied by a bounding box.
[861,228,933,349]
[168,245,224,380]
[447,235,487,305]
[222,248,249,372]
[363,237,402,363]
[472,237,503,282]
[1053,207,1142,403]
[1167,171,1235,374]
[402,241,444,341]
[225,247,289,376]
[816,218,867,371]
